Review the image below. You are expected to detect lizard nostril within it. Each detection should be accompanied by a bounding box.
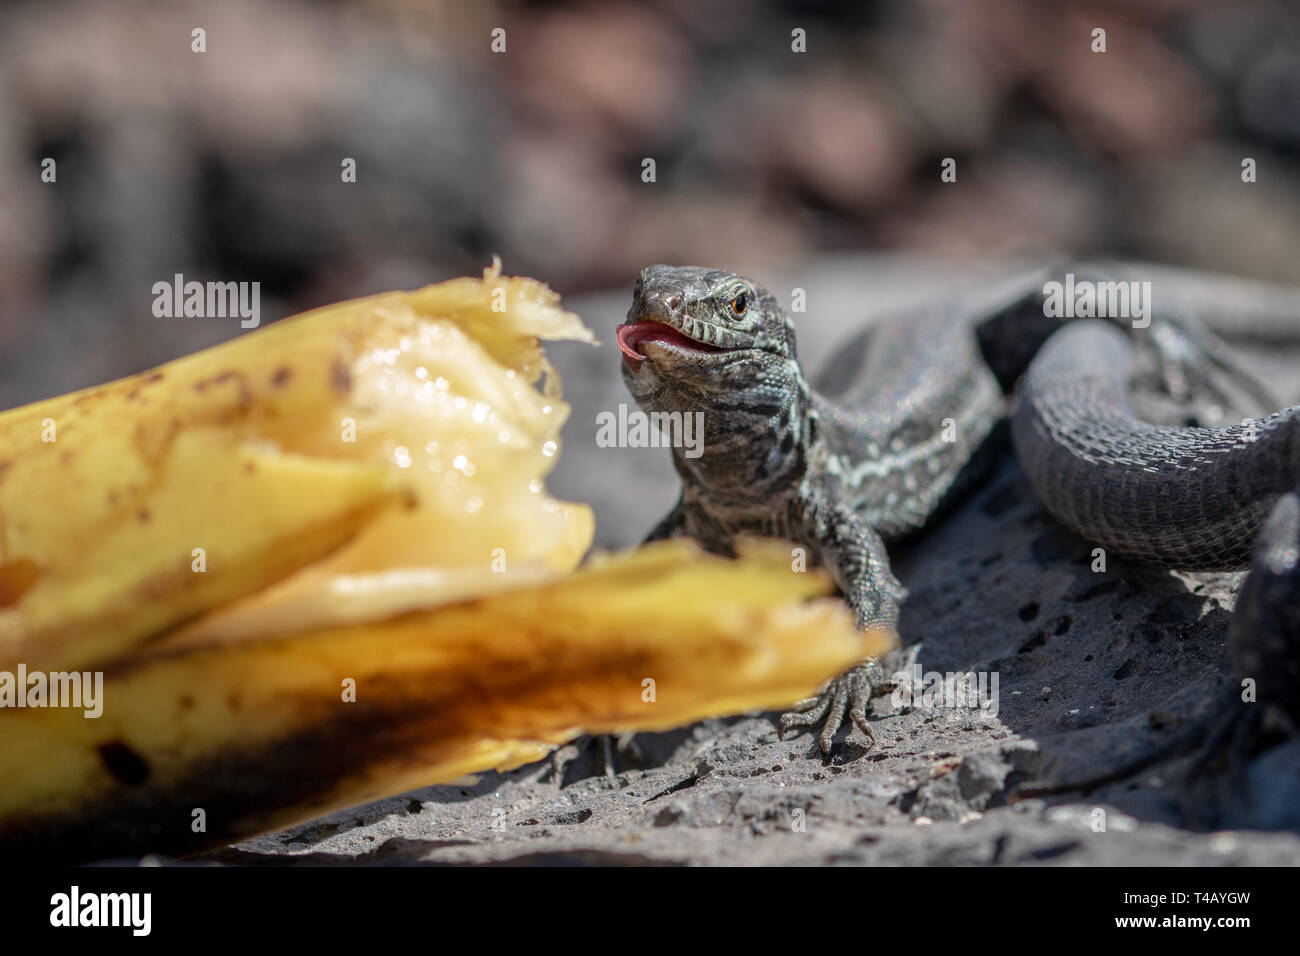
[663,294,681,313]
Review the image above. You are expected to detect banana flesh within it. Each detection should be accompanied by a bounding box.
[0,265,885,861]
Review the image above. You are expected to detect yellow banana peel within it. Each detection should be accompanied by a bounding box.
[0,264,888,861]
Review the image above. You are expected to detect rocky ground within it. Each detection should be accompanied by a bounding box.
[211,256,1300,866]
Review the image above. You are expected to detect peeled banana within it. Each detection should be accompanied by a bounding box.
[0,264,885,861]
[0,263,595,671]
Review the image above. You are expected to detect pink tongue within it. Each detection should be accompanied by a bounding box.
[616,323,647,367]
[617,321,723,372]
[618,321,689,372]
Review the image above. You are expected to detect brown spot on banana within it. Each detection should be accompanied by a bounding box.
[0,558,40,608]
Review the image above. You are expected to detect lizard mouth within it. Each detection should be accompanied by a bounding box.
[617,321,729,373]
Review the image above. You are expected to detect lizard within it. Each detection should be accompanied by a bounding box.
[616,261,1300,758]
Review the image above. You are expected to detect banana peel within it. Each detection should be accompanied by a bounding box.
[0,262,595,671]
[0,264,889,861]
[1,539,887,861]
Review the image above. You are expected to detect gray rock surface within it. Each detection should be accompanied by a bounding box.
[215,255,1300,866]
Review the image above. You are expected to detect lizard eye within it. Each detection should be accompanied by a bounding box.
[730,294,747,315]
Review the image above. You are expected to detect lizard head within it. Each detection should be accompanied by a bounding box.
[618,265,797,384]
[618,265,809,481]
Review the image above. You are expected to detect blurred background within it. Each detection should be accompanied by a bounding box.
[2,0,1300,409]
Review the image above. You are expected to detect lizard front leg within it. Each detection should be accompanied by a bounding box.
[779,500,905,754]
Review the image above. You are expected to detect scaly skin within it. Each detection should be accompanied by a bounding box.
[620,266,1005,753]
[1012,320,1300,570]
[619,262,1300,756]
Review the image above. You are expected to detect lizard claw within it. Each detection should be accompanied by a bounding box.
[817,677,850,754]
[783,695,826,714]
[778,693,831,735]
[779,661,879,756]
